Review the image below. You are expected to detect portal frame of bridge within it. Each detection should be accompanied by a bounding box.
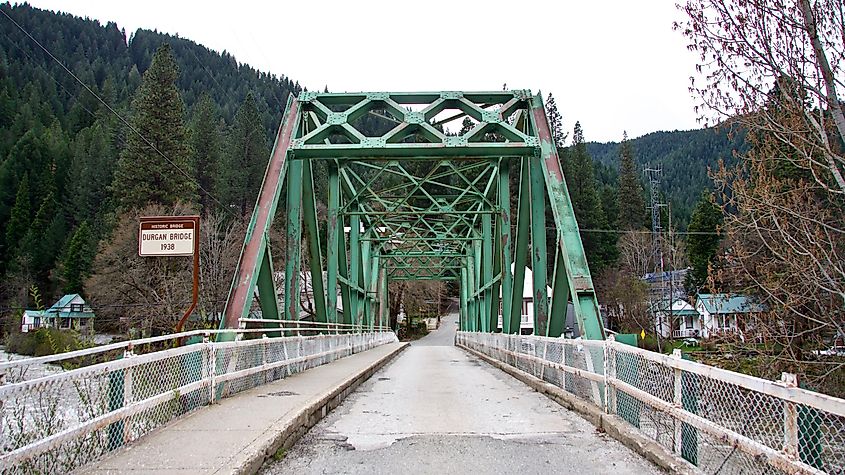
[220,90,605,341]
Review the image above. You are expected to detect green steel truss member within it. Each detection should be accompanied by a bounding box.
[220,91,605,341]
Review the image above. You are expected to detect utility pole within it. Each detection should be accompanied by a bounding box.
[644,167,667,348]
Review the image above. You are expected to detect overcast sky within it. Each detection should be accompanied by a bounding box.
[26,0,702,142]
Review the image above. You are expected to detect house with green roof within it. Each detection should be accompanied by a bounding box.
[20,294,95,333]
[653,299,701,339]
[695,293,765,340]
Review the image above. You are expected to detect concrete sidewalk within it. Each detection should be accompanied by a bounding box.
[85,342,407,475]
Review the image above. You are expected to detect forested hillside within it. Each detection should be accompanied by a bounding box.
[587,128,745,227]
[0,3,299,325]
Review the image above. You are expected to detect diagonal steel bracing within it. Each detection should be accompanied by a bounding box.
[221,91,605,341]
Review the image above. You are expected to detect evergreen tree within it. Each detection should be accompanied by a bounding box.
[220,92,267,214]
[62,221,94,294]
[458,116,474,136]
[112,44,195,210]
[69,119,118,230]
[22,191,65,287]
[616,132,647,230]
[189,93,222,213]
[544,93,566,149]
[684,192,723,294]
[565,122,616,272]
[5,175,31,259]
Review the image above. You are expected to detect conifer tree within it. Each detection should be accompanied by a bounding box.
[5,175,31,258]
[220,92,267,214]
[684,192,723,294]
[22,191,65,287]
[189,93,222,213]
[565,122,616,271]
[63,221,93,294]
[544,93,567,150]
[616,132,647,230]
[112,44,195,210]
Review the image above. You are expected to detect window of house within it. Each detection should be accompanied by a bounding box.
[685,316,694,329]
[70,303,83,312]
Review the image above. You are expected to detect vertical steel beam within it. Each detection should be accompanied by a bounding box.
[490,216,502,333]
[362,239,373,328]
[529,156,549,336]
[349,215,362,325]
[528,94,606,340]
[498,158,513,334]
[509,158,530,334]
[460,262,469,331]
[338,213,352,325]
[221,96,298,331]
[472,238,483,331]
[481,212,493,332]
[467,253,477,331]
[377,263,388,328]
[326,162,340,324]
[548,240,569,337]
[302,159,328,323]
[284,159,304,324]
[256,237,281,336]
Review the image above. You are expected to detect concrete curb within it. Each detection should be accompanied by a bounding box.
[457,343,699,475]
[229,342,408,475]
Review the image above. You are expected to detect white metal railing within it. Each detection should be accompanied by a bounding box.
[457,331,845,475]
[0,321,392,380]
[0,330,397,474]
[672,328,700,339]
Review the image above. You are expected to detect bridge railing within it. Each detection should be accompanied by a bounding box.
[0,321,392,384]
[0,330,397,474]
[457,331,845,475]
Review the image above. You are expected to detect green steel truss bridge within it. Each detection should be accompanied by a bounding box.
[221,90,605,341]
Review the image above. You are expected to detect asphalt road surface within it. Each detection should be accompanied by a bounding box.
[263,314,660,475]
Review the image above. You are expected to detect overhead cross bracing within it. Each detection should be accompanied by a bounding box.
[220,90,605,341]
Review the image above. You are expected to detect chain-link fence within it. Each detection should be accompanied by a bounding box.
[0,331,397,474]
[457,332,845,475]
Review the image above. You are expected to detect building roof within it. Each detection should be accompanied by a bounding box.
[651,298,699,316]
[697,293,764,314]
[48,294,81,311]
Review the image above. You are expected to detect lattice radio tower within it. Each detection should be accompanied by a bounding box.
[644,166,666,306]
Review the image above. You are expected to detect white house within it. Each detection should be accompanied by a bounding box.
[654,299,701,339]
[21,294,95,333]
[497,265,553,335]
[695,293,765,340]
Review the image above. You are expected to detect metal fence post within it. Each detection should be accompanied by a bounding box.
[603,336,614,414]
[672,349,683,454]
[207,337,216,404]
[782,372,799,459]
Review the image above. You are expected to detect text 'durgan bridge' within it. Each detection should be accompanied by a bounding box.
[221,90,605,341]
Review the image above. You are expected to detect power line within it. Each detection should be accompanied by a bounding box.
[0,7,236,217]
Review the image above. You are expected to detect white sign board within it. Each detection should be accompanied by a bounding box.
[138,217,198,257]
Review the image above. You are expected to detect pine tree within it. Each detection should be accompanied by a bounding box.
[62,221,93,294]
[22,190,65,288]
[112,44,195,210]
[544,93,567,150]
[5,175,31,258]
[565,122,616,272]
[684,192,723,294]
[189,93,222,213]
[220,92,267,214]
[616,132,647,230]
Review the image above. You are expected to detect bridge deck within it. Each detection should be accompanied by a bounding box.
[84,342,406,474]
[265,317,660,475]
